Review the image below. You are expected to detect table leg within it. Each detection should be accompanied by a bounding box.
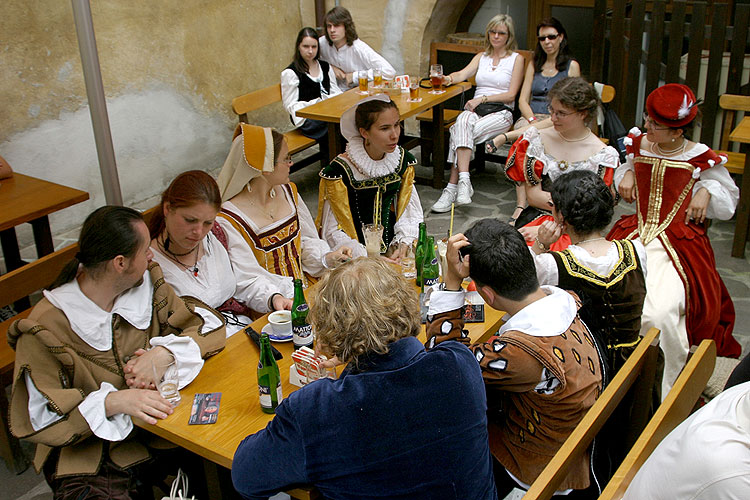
[326,123,343,163]
[31,215,55,257]
[202,459,242,500]
[731,144,750,258]
[431,103,446,189]
[0,228,24,272]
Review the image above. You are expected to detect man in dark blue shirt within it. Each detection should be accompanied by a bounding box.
[232,258,496,500]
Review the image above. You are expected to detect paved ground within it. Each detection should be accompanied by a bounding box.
[4,147,749,499]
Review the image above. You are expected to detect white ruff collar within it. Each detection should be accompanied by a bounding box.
[498,286,578,337]
[43,271,154,351]
[345,137,401,179]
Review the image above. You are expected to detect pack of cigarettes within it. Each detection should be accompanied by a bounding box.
[290,347,337,387]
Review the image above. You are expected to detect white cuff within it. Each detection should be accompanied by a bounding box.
[428,290,465,316]
[79,382,133,441]
[149,334,204,389]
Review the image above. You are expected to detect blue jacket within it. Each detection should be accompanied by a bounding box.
[232,336,497,500]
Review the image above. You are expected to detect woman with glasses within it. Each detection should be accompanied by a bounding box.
[214,124,352,311]
[430,14,524,212]
[505,77,619,251]
[486,17,580,225]
[608,83,740,396]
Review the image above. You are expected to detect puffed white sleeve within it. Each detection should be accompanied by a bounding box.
[354,40,396,80]
[216,217,293,312]
[281,68,321,128]
[614,152,635,190]
[693,164,739,220]
[76,382,133,441]
[319,199,367,258]
[297,197,332,277]
[529,247,560,286]
[392,186,424,246]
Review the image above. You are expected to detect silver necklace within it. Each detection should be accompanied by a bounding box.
[246,183,277,220]
[574,236,606,246]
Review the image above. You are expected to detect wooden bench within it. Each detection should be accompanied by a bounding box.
[597,339,717,500]
[232,84,323,172]
[717,94,750,176]
[0,206,159,473]
[522,327,661,500]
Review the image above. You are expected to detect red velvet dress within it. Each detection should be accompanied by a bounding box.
[607,132,739,358]
[505,127,618,251]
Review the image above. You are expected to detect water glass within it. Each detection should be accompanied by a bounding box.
[362,223,384,257]
[400,244,416,278]
[153,358,181,406]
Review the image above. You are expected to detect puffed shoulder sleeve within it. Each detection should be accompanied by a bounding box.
[504,128,544,184]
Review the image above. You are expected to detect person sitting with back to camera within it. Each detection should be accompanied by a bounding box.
[317,94,423,262]
[8,206,226,498]
[504,77,619,251]
[318,6,396,89]
[232,258,497,500]
[426,218,603,497]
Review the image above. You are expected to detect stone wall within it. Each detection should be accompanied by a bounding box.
[0,0,468,251]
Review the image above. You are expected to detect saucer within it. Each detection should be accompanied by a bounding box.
[262,323,293,342]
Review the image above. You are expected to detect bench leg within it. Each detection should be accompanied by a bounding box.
[419,121,433,166]
[732,145,750,258]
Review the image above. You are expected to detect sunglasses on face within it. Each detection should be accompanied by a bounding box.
[538,33,560,42]
[489,30,508,36]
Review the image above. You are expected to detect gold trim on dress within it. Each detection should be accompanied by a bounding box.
[557,239,638,288]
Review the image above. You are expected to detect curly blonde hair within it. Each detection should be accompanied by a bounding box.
[308,258,421,367]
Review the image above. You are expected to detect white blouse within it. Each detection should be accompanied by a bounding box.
[317,37,396,88]
[319,138,424,257]
[613,138,739,221]
[217,186,331,310]
[280,60,342,128]
[531,239,648,287]
[474,52,519,102]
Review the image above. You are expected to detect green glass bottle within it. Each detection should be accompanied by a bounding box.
[291,279,313,350]
[421,235,440,289]
[414,222,427,286]
[257,332,282,414]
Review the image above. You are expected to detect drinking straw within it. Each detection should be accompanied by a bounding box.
[449,202,455,238]
[373,188,381,228]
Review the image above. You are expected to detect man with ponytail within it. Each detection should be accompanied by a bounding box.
[7,206,226,498]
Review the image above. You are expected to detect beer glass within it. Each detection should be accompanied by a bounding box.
[429,64,444,94]
[408,76,421,102]
[373,69,382,88]
[153,358,181,406]
[362,223,384,257]
[358,72,369,94]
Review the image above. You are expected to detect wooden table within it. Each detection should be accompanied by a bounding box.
[729,117,750,258]
[296,83,472,189]
[136,288,505,499]
[0,173,89,271]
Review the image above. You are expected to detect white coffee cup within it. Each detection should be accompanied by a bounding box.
[268,310,292,337]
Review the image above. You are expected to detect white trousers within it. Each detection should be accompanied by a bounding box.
[448,109,513,163]
[640,238,688,399]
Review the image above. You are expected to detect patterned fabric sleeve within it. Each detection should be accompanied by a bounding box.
[504,131,544,185]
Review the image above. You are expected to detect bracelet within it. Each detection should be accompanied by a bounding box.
[528,116,537,122]
[481,95,488,104]
[447,75,453,85]
[500,132,508,142]
[267,292,282,311]
[535,238,549,252]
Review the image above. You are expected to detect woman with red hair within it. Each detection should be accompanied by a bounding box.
[608,83,740,395]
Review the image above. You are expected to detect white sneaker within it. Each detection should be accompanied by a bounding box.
[431,187,457,213]
[456,178,474,205]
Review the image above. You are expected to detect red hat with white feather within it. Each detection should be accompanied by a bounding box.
[645,83,699,128]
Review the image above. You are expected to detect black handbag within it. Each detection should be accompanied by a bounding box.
[474,102,512,117]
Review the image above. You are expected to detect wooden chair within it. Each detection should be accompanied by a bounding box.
[597,339,717,500]
[717,94,750,177]
[522,328,661,500]
[231,84,323,172]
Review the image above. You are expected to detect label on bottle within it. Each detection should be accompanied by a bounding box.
[295,303,309,313]
[293,324,314,347]
[430,258,438,265]
[423,276,439,286]
[259,382,283,409]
